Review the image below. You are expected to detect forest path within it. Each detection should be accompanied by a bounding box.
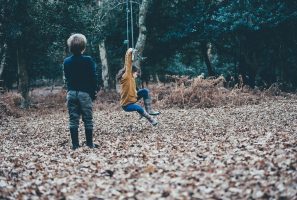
[1,99,297,199]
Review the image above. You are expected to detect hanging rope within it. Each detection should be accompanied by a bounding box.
[126,0,130,49]
[126,0,135,49]
[125,0,146,61]
[130,0,134,48]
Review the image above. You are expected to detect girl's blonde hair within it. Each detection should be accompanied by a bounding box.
[67,33,87,55]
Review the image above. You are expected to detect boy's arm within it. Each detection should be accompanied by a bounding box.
[123,48,133,76]
[93,62,99,91]
[90,58,98,100]
[63,62,69,88]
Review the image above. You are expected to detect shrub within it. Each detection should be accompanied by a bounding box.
[151,76,276,109]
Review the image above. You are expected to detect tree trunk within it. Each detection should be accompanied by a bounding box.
[201,41,215,77]
[134,0,151,71]
[243,51,257,88]
[17,46,29,108]
[0,43,8,79]
[96,0,103,6]
[155,74,161,86]
[99,40,109,90]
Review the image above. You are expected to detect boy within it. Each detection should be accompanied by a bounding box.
[63,33,98,149]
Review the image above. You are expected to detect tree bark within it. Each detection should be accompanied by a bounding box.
[0,43,7,79]
[99,40,110,90]
[96,0,103,6]
[17,46,29,108]
[201,41,215,77]
[243,51,257,88]
[134,0,151,71]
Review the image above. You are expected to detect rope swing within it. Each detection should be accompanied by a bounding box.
[125,0,135,49]
[130,0,134,48]
[124,0,146,61]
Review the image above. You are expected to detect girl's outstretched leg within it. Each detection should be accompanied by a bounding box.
[123,103,158,126]
[137,89,160,115]
[144,97,160,115]
[141,110,158,126]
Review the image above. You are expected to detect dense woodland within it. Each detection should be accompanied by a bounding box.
[1,1,297,199]
[0,0,297,100]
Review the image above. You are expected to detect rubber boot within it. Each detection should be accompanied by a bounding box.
[141,111,158,126]
[85,129,98,148]
[70,128,80,150]
[144,98,160,115]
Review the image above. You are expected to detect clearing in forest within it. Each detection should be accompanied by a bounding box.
[0,96,296,199]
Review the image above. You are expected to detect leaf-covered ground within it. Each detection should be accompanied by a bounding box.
[1,99,297,199]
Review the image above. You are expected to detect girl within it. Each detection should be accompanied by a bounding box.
[117,48,159,126]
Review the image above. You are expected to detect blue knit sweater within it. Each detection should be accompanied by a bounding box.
[63,55,98,98]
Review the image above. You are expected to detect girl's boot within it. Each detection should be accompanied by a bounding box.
[144,98,160,115]
[141,111,158,126]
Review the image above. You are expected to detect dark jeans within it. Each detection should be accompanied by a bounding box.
[122,88,149,114]
[67,90,93,130]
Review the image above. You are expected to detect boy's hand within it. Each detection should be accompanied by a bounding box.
[92,95,97,101]
[90,91,97,101]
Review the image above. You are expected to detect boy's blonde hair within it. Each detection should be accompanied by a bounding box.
[67,33,87,55]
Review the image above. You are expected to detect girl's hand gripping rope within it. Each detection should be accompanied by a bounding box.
[131,49,147,61]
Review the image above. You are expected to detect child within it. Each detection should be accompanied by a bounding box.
[117,48,159,126]
[63,33,98,149]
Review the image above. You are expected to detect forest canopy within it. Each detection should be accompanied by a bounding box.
[0,0,296,92]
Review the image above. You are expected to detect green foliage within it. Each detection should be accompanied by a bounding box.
[161,54,199,77]
[145,0,297,89]
[0,0,296,90]
[209,0,297,88]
